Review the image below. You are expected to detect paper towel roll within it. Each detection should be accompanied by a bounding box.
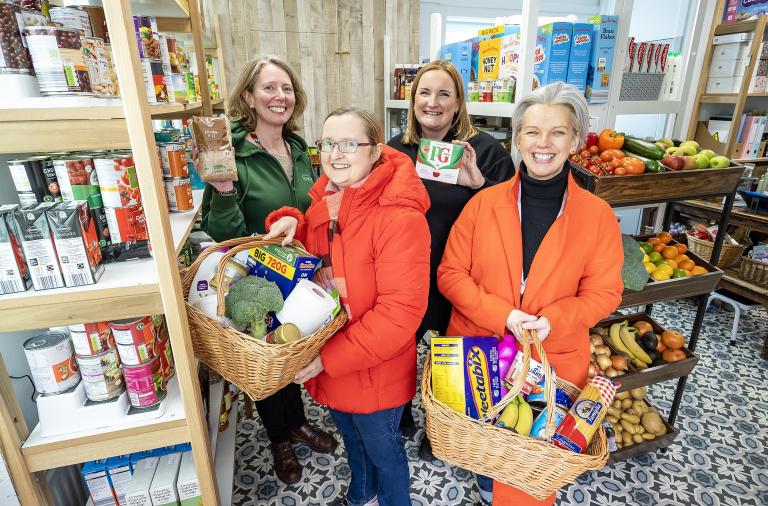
[276,279,337,336]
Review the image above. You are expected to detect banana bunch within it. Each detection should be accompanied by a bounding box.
[608,321,652,369]
[495,395,533,436]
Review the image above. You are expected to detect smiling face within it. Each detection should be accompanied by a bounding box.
[516,103,579,180]
[413,69,461,140]
[320,113,382,188]
[242,63,296,128]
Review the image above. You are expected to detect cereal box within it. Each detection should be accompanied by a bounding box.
[585,15,619,103]
[441,41,472,95]
[723,0,768,24]
[244,244,321,298]
[566,23,594,93]
[498,33,522,80]
[478,38,502,81]
[534,22,573,87]
[415,139,464,184]
[431,336,502,420]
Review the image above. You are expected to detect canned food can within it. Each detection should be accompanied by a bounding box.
[93,155,139,208]
[82,6,107,42]
[53,155,102,208]
[209,257,248,294]
[166,36,180,74]
[265,323,303,344]
[156,336,175,381]
[104,204,147,244]
[140,57,155,103]
[110,316,158,365]
[48,7,93,38]
[164,177,193,212]
[150,59,167,102]
[25,26,92,95]
[122,354,166,408]
[68,321,114,356]
[23,332,80,395]
[103,43,118,95]
[0,3,34,73]
[158,143,188,178]
[159,34,172,75]
[81,36,114,96]
[8,156,61,205]
[76,345,124,402]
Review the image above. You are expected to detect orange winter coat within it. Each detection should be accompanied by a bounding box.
[269,146,430,414]
[437,169,624,504]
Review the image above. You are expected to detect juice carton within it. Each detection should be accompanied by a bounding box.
[585,15,619,103]
[46,201,104,287]
[441,41,472,95]
[0,204,31,294]
[431,336,501,419]
[566,23,594,93]
[415,139,464,184]
[244,244,321,299]
[534,22,573,87]
[498,33,522,81]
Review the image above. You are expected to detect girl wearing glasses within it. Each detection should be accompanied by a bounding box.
[200,56,336,486]
[265,108,430,506]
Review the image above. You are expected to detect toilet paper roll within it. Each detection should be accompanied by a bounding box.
[276,279,338,336]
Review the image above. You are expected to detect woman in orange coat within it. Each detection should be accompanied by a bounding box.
[437,82,624,505]
[265,107,430,506]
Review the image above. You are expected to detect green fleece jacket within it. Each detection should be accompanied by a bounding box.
[201,120,316,241]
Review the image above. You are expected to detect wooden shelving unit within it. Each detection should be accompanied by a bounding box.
[0,0,224,504]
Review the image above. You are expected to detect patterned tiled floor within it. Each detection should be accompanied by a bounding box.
[232,299,768,505]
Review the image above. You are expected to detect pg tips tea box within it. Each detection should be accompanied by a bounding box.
[534,22,572,87]
[431,336,501,419]
[585,15,619,103]
[415,139,464,184]
[566,23,594,93]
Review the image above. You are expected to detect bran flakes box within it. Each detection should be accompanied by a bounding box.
[415,139,464,184]
[585,15,619,103]
[534,22,573,87]
[566,23,594,93]
[244,244,321,299]
[431,336,501,420]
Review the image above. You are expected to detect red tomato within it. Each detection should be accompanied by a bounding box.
[570,154,581,163]
[614,167,627,176]
[588,145,599,155]
[580,150,591,159]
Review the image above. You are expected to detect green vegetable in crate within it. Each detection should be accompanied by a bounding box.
[623,136,666,160]
[225,275,284,339]
[621,234,649,291]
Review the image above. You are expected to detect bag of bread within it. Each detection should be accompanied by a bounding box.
[191,116,238,182]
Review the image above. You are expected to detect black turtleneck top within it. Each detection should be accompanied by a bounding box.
[520,163,569,279]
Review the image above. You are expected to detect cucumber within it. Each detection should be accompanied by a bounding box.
[627,153,664,173]
[623,136,666,160]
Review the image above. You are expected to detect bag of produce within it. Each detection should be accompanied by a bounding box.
[191,116,238,182]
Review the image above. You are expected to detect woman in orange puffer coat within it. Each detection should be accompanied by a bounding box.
[265,107,430,506]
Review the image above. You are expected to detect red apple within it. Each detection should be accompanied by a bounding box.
[661,155,685,171]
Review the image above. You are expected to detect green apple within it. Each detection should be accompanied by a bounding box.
[693,153,710,169]
[709,155,730,168]
[658,137,674,148]
[665,146,679,156]
[677,144,698,156]
[679,140,700,151]
[655,141,669,150]
[698,149,716,160]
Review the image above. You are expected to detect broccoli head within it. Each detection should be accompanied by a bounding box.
[225,275,284,338]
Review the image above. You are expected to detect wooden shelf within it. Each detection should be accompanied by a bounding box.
[700,93,739,104]
[733,156,768,163]
[675,200,768,233]
[171,189,203,255]
[214,394,237,506]
[722,269,768,301]
[22,377,188,472]
[747,93,768,97]
[714,19,758,35]
[131,0,189,18]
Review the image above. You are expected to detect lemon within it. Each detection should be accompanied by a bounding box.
[656,263,674,275]
[651,268,671,281]
[644,262,656,274]
[642,253,650,263]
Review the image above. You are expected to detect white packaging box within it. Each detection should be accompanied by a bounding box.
[149,453,182,506]
[706,76,743,94]
[176,452,201,506]
[712,32,754,45]
[710,57,751,78]
[125,457,159,506]
[711,41,752,62]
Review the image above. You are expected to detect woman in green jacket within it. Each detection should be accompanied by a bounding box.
[200,56,336,485]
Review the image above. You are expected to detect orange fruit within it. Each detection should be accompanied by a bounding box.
[661,330,685,350]
[663,259,678,270]
[662,349,686,363]
[653,243,665,253]
[674,254,690,264]
[690,266,708,276]
[656,231,673,244]
[675,244,688,254]
[647,237,661,245]
[662,246,679,259]
[679,259,696,271]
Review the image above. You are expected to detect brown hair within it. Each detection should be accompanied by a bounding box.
[402,60,478,144]
[324,107,384,165]
[227,56,307,134]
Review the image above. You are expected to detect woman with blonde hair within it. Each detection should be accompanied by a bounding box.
[200,55,336,485]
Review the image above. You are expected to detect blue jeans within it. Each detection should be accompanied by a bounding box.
[476,473,493,503]
[329,404,410,506]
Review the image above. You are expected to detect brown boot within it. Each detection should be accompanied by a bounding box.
[289,424,338,453]
[271,441,301,485]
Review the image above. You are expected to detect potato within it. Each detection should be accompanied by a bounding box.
[632,400,648,415]
[607,415,619,424]
[620,413,640,424]
[630,387,647,400]
[641,412,666,436]
[620,419,636,434]
[615,431,623,444]
[621,398,633,410]
[612,400,622,409]
[607,407,621,418]
[625,408,637,417]
[615,391,631,400]
[642,432,656,441]
[632,433,644,444]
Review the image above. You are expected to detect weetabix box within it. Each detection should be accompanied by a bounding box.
[585,15,619,103]
[82,459,118,506]
[534,22,573,87]
[415,139,464,184]
[441,41,472,95]
[244,244,321,299]
[566,23,594,93]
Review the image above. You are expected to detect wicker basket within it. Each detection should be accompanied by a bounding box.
[686,233,747,269]
[421,330,609,500]
[739,256,768,286]
[180,236,348,401]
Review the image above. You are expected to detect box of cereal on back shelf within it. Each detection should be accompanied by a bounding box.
[498,33,522,80]
[534,22,573,87]
[585,15,619,103]
[566,23,594,93]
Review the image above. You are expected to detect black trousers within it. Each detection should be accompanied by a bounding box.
[254,382,307,444]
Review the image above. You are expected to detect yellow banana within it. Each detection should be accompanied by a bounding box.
[608,322,636,359]
[514,396,533,437]
[620,325,652,364]
[496,396,519,430]
[632,357,648,369]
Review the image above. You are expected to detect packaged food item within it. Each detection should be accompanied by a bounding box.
[0,204,31,294]
[53,155,102,207]
[46,200,104,287]
[104,204,148,244]
[110,315,159,366]
[265,323,303,344]
[8,156,61,205]
[208,257,248,294]
[504,352,545,398]
[48,6,92,38]
[552,375,617,453]
[93,154,139,208]
[75,345,124,402]
[82,460,117,506]
[534,22,573,88]
[190,116,238,182]
[415,139,464,184]
[0,3,35,74]
[529,388,574,440]
[274,278,337,334]
[26,26,92,95]
[123,354,166,408]
[133,16,160,59]
[431,336,502,419]
[13,202,65,290]
[158,142,189,178]
[243,244,321,298]
[81,36,115,95]
[164,177,193,212]
[565,23,594,93]
[149,453,182,505]
[492,78,515,102]
[23,332,80,394]
[68,321,113,356]
[585,15,619,103]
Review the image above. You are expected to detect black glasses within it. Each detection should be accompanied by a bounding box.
[315,139,373,153]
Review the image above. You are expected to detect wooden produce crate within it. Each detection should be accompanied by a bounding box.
[595,313,700,392]
[571,163,745,207]
[619,235,723,308]
[608,407,679,464]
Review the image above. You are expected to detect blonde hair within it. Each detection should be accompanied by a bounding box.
[227,56,306,133]
[402,60,477,145]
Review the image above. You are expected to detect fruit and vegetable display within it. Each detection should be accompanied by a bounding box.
[571,129,732,176]
[605,387,670,450]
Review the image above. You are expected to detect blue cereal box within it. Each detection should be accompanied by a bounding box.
[566,23,594,93]
[244,244,321,299]
[441,41,472,95]
[585,15,619,103]
[431,336,501,419]
[534,22,572,87]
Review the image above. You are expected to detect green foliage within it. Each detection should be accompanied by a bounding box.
[621,234,649,292]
